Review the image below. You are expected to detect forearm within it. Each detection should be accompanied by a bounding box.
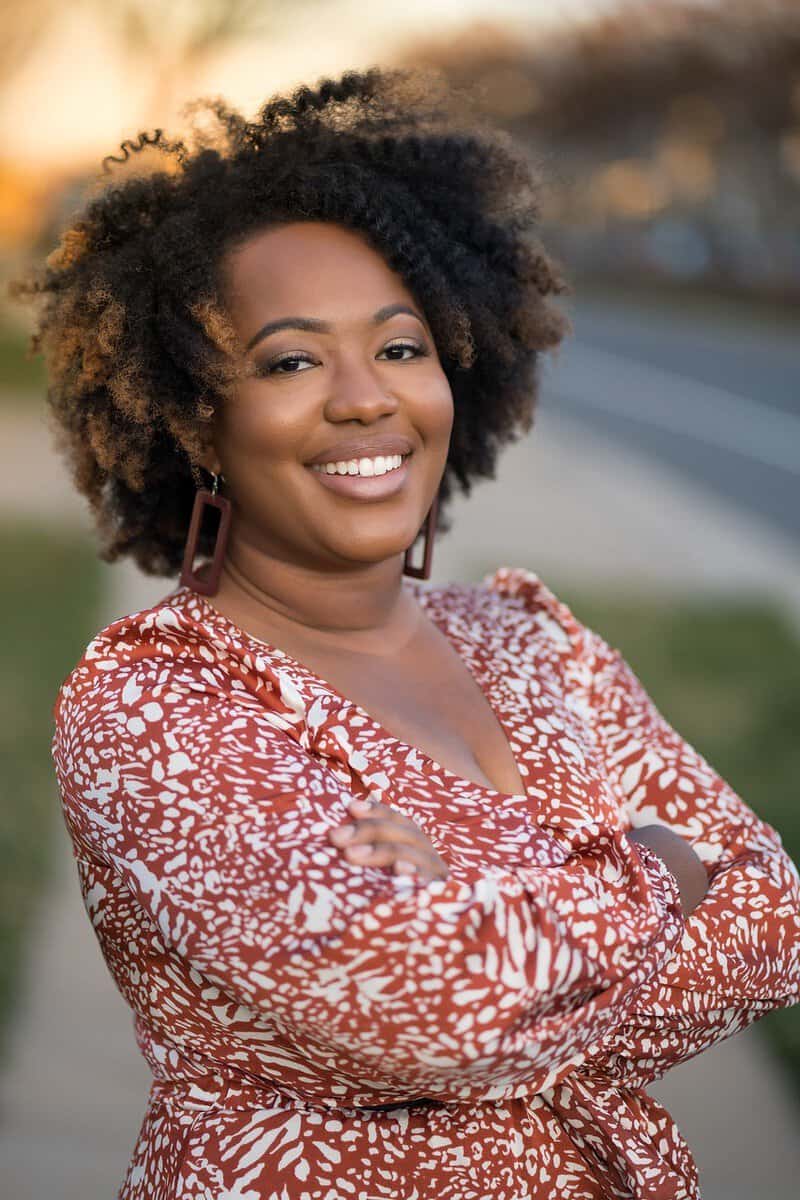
[582,825,750,1090]
[565,620,799,1088]
[586,818,797,1084]
[625,824,708,918]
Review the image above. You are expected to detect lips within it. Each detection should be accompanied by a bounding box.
[305,435,414,466]
[306,453,412,500]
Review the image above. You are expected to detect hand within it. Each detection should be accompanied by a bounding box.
[625,823,709,918]
[328,798,450,883]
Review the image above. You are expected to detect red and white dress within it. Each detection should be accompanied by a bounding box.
[51,566,800,1199]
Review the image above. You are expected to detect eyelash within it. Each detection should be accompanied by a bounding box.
[257,338,429,376]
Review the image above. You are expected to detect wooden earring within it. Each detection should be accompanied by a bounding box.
[179,472,232,595]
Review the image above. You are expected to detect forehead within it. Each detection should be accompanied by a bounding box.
[221,221,417,315]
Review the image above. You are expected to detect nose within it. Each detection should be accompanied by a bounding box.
[322,354,401,424]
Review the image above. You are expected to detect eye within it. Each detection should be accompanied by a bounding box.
[378,338,429,362]
[257,352,316,376]
[255,337,429,377]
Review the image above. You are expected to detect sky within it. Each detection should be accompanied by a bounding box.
[2,0,632,170]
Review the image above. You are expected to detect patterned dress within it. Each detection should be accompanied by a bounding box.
[50,566,800,1200]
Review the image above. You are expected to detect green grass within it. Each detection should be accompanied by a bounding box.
[0,521,103,1067]
[0,320,46,401]
[547,578,800,1102]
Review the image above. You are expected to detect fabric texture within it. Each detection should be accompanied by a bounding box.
[51,565,800,1199]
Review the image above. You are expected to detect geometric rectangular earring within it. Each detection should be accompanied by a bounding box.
[179,474,231,595]
[402,486,439,580]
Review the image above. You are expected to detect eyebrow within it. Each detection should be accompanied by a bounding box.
[245,303,428,352]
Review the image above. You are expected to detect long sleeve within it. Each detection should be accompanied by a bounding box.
[570,619,800,1088]
[52,617,687,1104]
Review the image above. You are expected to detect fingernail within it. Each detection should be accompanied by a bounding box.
[347,843,372,859]
[331,824,355,842]
[395,860,418,874]
[349,799,373,814]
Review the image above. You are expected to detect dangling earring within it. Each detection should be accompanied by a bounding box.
[179,470,232,596]
[403,486,439,580]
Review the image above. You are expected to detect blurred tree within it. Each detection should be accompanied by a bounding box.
[81,0,327,126]
[394,0,800,300]
[0,0,58,85]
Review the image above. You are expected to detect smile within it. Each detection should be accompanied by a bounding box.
[305,453,412,500]
[311,453,407,477]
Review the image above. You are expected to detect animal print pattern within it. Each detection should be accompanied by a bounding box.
[50,566,800,1199]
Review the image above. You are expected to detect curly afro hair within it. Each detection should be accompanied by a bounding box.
[10,65,573,577]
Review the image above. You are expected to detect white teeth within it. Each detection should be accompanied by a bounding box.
[312,453,406,476]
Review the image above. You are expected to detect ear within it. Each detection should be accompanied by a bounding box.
[197,441,222,478]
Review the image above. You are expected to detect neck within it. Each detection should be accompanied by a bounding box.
[206,541,421,657]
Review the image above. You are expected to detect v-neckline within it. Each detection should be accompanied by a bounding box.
[179,578,528,801]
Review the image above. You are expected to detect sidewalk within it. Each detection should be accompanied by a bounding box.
[1,403,799,1198]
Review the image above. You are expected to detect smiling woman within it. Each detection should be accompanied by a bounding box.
[8,65,571,581]
[185,217,456,619]
[9,64,800,1200]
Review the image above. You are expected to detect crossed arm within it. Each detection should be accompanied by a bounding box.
[572,630,800,1088]
[55,644,689,1105]
[53,588,800,1103]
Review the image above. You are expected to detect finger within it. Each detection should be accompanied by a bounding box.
[348,797,380,816]
[343,840,447,880]
[353,817,430,848]
[393,858,421,876]
[343,842,420,870]
[342,839,428,866]
[349,847,441,882]
[348,801,417,835]
[330,817,427,854]
[348,798,417,830]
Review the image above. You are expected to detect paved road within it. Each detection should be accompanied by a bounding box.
[546,287,800,544]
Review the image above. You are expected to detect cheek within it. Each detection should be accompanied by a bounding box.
[423,374,455,442]
[219,388,308,459]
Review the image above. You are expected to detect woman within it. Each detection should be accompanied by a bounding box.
[13,66,799,1199]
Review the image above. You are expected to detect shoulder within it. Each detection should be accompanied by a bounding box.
[481,566,589,653]
[417,566,592,659]
[52,586,240,728]
[484,565,628,704]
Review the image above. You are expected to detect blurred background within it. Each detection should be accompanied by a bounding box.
[1,1,799,1197]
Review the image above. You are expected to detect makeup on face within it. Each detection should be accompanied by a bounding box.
[215,222,454,561]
